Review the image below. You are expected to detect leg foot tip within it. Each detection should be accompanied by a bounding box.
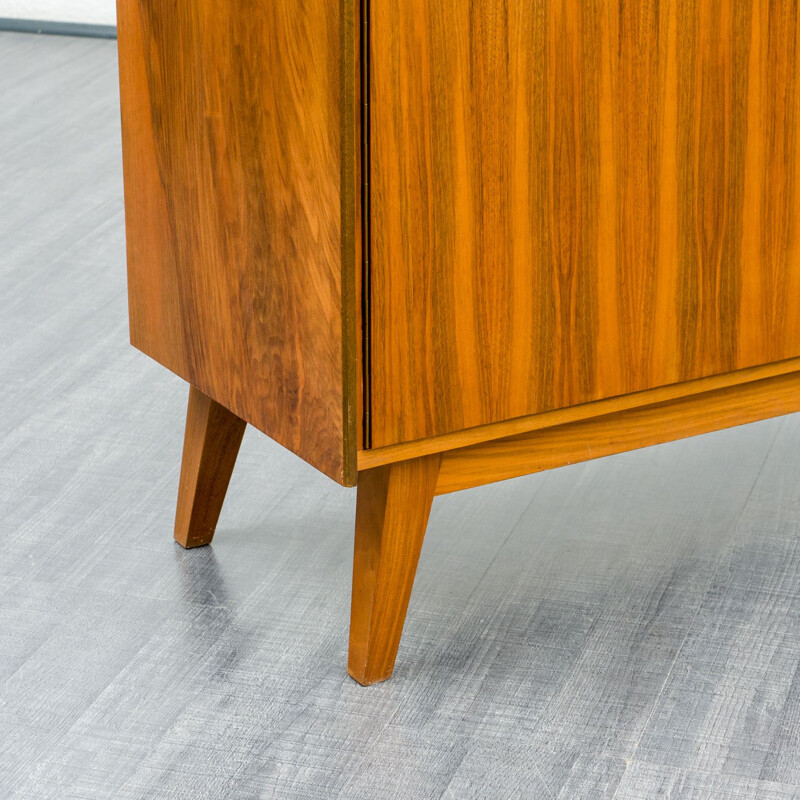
[347,663,394,687]
[174,534,212,550]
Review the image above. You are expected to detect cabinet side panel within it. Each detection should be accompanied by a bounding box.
[117,0,358,484]
[369,0,800,447]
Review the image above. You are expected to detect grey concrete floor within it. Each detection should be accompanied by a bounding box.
[2,30,800,800]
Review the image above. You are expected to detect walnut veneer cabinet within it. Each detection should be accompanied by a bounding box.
[117,1,800,685]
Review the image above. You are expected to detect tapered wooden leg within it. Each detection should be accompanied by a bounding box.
[348,454,442,686]
[174,386,247,549]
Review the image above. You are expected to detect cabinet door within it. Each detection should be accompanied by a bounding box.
[368,0,800,448]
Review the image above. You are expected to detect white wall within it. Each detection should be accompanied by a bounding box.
[0,0,116,25]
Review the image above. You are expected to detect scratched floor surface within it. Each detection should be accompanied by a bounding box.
[1,31,800,800]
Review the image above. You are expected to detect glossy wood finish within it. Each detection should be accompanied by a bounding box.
[174,387,247,549]
[369,0,800,448]
[436,370,800,496]
[348,454,441,685]
[116,0,360,485]
[115,0,800,687]
[357,356,800,470]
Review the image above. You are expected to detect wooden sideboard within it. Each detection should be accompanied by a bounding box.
[117,0,800,685]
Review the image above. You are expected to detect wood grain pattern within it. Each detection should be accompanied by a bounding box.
[348,454,441,685]
[174,386,247,549]
[369,0,800,448]
[358,356,800,470]
[435,369,800,495]
[116,0,359,484]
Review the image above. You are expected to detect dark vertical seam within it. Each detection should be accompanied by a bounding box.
[361,0,373,448]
